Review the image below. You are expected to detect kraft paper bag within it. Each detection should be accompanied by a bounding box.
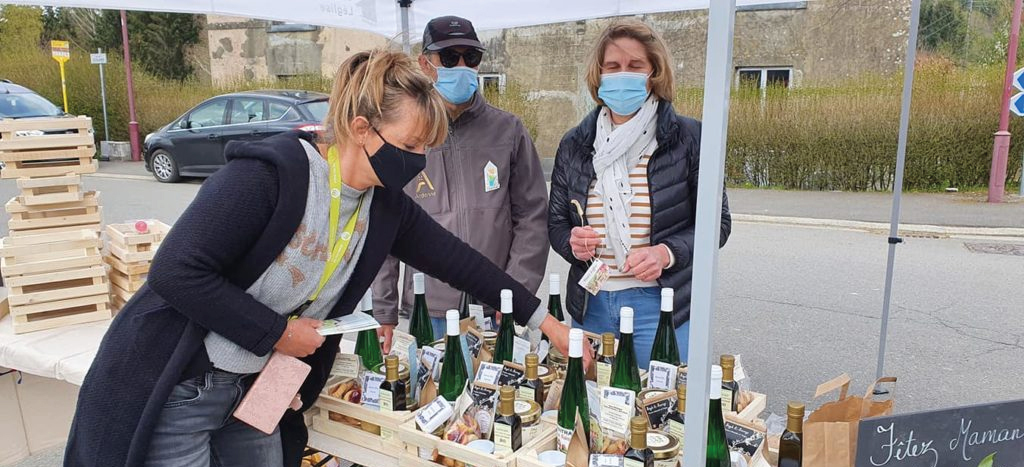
[804,374,896,467]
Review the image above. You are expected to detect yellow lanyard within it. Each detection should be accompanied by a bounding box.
[309,146,364,303]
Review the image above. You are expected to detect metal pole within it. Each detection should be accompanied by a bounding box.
[876,0,923,383]
[681,1,735,466]
[399,0,412,55]
[120,10,141,162]
[989,0,1023,203]
[98,48,109,142]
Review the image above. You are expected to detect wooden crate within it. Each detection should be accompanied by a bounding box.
[6,192,102,234]
[734,391,767,422]
[105,220,169,263]
[16,175,83,206]
[515,430,559,467]
[398,416,556,467]
[0,230,103,278]
[104,253,150,277]
[0,117,97,179]
[311,377,418,458]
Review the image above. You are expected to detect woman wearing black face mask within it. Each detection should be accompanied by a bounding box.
[65,49,575,467]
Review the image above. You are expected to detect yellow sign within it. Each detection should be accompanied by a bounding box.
[50,40,70,112]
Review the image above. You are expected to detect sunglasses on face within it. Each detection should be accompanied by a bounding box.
[436,48,483,68]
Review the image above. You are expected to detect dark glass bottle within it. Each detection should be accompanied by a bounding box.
[779,401,805,467]
[458,290,478,321]
[518,353,545,405]
[706,365,730,467]
[439,310,468,402]
[408,273,434,348]
[379,355,407,439]
[355,291,383,371]
[492,289,516,364]
[595,332,615,387]
[610,307,641,395]
[667,384,686,450]
[557,329,591,452]
[650,288,681,366]
[492,385,523,454]
[542,274,564,345]
[624,416,654,467]
[720,354,739,413]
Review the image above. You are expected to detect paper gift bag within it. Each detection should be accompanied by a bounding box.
[804,374,896,467]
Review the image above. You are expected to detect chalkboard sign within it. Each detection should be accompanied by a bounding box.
[641,390,677,429]
[856,399,1024,467]
[725,420,764,456]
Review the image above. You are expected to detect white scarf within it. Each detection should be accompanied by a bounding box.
[592,98,659,269]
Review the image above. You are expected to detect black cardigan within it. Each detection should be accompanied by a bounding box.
[64,131,543,467]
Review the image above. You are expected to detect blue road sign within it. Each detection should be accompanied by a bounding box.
[1012,92,1024,117]
[1015,68,1024,92]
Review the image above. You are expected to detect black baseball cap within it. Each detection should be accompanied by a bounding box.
[423,16,485,52]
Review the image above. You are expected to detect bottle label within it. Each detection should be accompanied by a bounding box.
[647,433,670,447]
[624,459,644,467]
[557,425,574,452]
[654,459,678,467]
[380,388,394,439]
[518,386,536,403]
[596,362,612,388]
[494,423,514,454]
[523,423,540,444]
[668,420,685,450]
[722,390,735,414]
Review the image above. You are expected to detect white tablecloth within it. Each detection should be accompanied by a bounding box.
[0,313,109,385]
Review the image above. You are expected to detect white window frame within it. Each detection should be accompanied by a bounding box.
[478,73,507,94]
[734,67,794,90]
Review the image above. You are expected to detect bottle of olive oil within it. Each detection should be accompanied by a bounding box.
[778,401,805,467]
[595,332,615,387]
[667,385,686,450]
[720,355,739,413]
[624,416,654,467]
[519,353,545,405]
[379,355,407,439]
[493,385,523,454]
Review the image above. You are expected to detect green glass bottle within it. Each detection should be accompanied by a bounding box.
[439,309,469,402]
[650,288,681,366]
[548,273,565,322]
[355,291,383,371]
[610,307,641,395]
[409,273,434,348]
[492,289,516,364]
[556,329,591,452]
[458,290,474,320]
[778,402,805,467]
[706,365,730,467]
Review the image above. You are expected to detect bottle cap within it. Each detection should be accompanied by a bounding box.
[413,273,425,294]
[630,416,648,433]
[601,332,615,356]
[550,274,560,293]
[525,353,539,367]
[711,365,723,382]
[720,354,735,369]
[500,289,513,315]
[787,401,805,418]
[385,355,399,369]
[620,307,634,334]
[500,385,516,401]
[446,309,460,336]
[660,288,673,312]
[569,328,584,358]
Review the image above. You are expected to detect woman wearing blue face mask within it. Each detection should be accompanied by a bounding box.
[548,19,732,370]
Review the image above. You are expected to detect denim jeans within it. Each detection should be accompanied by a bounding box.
[572,287,690,369]
[144,370,282,467]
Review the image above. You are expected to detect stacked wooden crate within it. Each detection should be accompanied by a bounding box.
[104,220,169,312]
[0,116,111,334]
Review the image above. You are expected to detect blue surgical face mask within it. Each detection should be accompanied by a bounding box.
[597,72,650,116]
[433,65,479,105]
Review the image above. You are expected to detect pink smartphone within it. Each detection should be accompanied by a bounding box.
[233,352,312,434]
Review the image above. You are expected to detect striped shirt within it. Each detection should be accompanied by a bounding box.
[586,153,658,291]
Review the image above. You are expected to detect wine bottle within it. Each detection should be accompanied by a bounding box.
[720,355,739,413]
[557,328,591,452]
[610,307,641,395]
[542,274,564,345]
[624,415,654,467]
[458,290,479,321]
[355,291,383,371]
[492,385,523,454]
[518,353,544,405]
[778,401,805,467]
[439,309,468,402]
[667,384,686,450]
[650,288,681,366]
[595,332,615,387]
[379,355,407,439]
[707,365,730,467]
[492,289,515,364]
[409,273,434,348]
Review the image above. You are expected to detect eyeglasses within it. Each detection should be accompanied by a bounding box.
[436,48,483,68]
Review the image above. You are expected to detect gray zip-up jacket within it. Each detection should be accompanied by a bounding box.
[372,93,550,325]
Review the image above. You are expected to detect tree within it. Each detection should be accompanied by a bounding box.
[0,5,44,53]
[93,10,201,81]
[919,0,969,53]
[41,7,101,50]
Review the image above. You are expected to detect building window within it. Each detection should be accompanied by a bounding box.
[735,67,793,90]
[479,73,506,94]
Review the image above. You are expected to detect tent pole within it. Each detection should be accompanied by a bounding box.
[681,1,735,466]
[399,0,413,54]
[876,0,923,385]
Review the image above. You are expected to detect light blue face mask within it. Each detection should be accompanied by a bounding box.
[597,72,650,116]
[434,66,479,105]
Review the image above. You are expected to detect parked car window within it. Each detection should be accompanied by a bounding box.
[228,98,266,125]
[299,101,329,122]
[187,100,228,128]
[269,102,297,121]
[0,92,63,118]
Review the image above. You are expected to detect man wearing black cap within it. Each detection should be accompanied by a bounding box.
[373,16,550,341]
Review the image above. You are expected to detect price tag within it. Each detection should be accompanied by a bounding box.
[589,454,624,467]
[475,362,503,386]
[415,397,454,433]
[469,304,487,330]
[331,353,361,379]
[513,336,531,364]
[390,330,416,361]
[361,373,386,407]
[600,387,636,437]
[647,361,677,390]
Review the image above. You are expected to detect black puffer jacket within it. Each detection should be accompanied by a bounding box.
[548,100,732,327]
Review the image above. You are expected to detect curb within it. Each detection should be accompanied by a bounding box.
[83,173,153,181]
[734,214,1024,241]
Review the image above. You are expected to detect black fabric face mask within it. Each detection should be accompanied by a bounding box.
[363,126,426,190]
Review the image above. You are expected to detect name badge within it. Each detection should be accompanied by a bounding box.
[484,161,500,192]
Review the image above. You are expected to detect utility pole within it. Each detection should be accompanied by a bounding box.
[120,10,141,162]
[989,0,1024,203]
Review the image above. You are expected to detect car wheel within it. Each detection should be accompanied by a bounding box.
[151,149,181,183]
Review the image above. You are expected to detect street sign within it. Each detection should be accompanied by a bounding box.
[90,53,107,65]
[1015,67,1024,92]
[1011,92,1024,117]
[50,40,70,62]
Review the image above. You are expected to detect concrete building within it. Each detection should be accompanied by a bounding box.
[206,0,912,155]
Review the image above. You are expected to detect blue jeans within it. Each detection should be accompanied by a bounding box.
[144,370,282,467]
[573,287,690,369]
